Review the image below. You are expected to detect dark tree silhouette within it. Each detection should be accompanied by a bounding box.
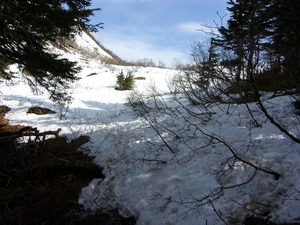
[0,0,103,101]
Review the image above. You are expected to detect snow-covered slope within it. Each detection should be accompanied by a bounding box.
[74,31,113,59]
[1,32,300,225]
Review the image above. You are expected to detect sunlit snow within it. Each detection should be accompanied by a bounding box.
[1,33,300,225]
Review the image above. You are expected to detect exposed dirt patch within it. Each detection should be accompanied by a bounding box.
[134,76,146,80]
[27,106,56,115]
[0,106,136,225]
[0,105,11,126]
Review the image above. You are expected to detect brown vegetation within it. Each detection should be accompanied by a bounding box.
[134,76,146,80]
[27,106,56,115]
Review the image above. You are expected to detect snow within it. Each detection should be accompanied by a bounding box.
[74,31,113,59]
[1,34,300,225]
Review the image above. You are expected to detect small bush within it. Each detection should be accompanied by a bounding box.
[157,60,167,68]
[116,70,135,90]
[134,58,156,67]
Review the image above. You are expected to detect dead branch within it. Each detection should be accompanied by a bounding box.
[176,108,281,179]
[133,104,176,154]
[0,128,62,140]
[0,128,62,151]
[209,199,229,225]
[48,153,72,164]
[250,74,300,144]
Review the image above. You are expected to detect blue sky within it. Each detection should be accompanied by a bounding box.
[90,0,228,66]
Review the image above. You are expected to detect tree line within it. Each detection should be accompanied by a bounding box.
[211,0,300,86]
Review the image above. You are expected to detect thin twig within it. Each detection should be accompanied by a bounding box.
[209,199,229,225]
[48,154,72,164]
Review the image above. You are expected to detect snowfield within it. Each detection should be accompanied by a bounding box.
[1,33,300,225]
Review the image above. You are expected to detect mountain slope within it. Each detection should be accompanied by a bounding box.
[74,31,114,59]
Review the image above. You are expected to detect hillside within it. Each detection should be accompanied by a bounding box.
[0,33,137,224]
[1,32,300,225]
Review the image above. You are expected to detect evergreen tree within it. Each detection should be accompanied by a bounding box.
[216,0,300,87]
[268,0,300,81]
[0,0,102,101]
[188,39,220,90]
[215,0,269,82]
[204,38,220,79]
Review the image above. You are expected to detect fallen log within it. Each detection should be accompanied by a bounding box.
[0,128,61,140]
[0,128,62,151]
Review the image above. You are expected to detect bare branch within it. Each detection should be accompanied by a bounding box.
[209,199,229,225]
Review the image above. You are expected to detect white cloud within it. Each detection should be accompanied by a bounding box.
[176,21,220,37]
[95,32,186,67]
[176,21,201,33]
